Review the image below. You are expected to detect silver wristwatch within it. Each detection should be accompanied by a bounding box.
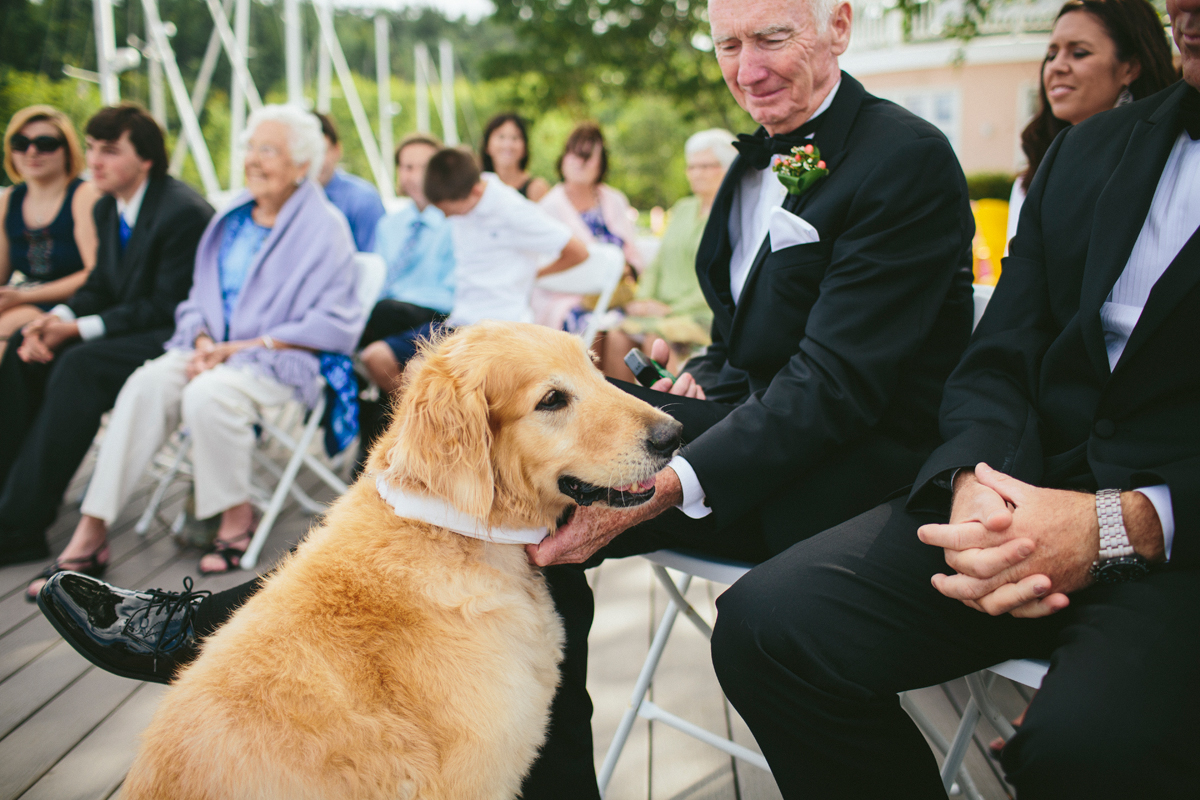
[1089,488,1150,584]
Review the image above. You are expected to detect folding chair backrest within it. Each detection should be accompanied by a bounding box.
[353,252,388,311]
[536,242,625,343]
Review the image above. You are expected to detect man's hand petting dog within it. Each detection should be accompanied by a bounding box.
[918,462,1164,619]
[528,467,683,566]
[648,338,705,399]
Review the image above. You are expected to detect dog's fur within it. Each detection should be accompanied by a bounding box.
[123,322,681,800]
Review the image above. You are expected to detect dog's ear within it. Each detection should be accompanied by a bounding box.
[383,352,494,518]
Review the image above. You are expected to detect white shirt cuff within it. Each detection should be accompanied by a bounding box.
[668,455,711,519]
[1134,485,1174,561]
[49,304,76,322]
[75,314,106,341]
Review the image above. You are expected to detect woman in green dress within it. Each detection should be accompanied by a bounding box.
[605,128,735,380]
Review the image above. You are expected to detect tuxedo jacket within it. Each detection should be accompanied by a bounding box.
[911,81,1200,568]
[69,174,213,339]
[680,73,976,530]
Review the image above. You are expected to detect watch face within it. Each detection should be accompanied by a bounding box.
[1092,556,1152,584]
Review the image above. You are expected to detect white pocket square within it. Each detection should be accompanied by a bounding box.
[768,207,820,251]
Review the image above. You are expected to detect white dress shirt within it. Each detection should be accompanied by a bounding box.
[51,177,150,341]
[1099,130,1200,560]
[670,81,841,519]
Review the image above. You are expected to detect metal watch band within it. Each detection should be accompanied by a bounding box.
[1094,488,1135,561]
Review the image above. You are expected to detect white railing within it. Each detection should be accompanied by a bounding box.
[847,0,1060,52]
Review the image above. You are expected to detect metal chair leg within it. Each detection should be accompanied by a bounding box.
[597,571,692,796]
[240,396,326,571]
[135,436,192,535]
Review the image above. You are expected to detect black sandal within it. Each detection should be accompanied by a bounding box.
[198,530,254,575]
[25,545,109,603]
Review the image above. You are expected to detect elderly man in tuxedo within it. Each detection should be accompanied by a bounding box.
[38,0,973,794]
[711,0,1200,797]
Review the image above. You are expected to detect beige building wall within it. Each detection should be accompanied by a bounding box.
[842,34,1051,176]
[857,61,1041,175]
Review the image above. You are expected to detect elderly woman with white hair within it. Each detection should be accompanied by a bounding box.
[26,104,363,590]
[604,128,735,380]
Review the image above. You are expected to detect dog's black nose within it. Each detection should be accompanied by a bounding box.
[646,420,683,457]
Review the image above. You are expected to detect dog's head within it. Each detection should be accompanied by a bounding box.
[368,322,682,529]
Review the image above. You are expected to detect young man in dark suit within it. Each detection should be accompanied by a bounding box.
[37,0,974,793]
[0,104,212,571]
[711,0,1200,796]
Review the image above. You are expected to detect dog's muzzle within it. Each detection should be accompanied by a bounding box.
[558,476,658,508]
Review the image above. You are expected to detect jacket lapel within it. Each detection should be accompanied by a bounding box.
[1114,225,1200,373]
[698,153,750,329]
[1077,82,1188,379]
[113,176,165,297]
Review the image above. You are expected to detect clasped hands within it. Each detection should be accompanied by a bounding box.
[919,462,1162,619]
[185,334,264,381]
[527,340,701,567]
[16,313,80,363]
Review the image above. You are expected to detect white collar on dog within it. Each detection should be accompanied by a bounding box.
[375,476,549,546]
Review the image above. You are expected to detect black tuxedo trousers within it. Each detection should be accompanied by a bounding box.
[0,329,169,546]
[711,498,1200,799]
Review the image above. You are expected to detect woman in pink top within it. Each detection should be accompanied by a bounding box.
[533,123,643,334]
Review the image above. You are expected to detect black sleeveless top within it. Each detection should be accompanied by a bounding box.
[4,178,86,284]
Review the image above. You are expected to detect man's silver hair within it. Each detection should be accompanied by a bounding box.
[809,0,841,32]
[685,129,739,169]
[242,104,327,183]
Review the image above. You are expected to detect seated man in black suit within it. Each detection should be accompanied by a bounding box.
[0,104,212,580]
[710,0,1200,797]
[37,0,974,795]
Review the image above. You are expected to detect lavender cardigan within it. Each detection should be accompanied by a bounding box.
[165,180,365,407]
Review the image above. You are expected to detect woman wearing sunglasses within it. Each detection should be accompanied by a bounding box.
[0,106,101,359]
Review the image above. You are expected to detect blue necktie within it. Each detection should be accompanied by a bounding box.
[392,218,424,281]
[119,214,132,249]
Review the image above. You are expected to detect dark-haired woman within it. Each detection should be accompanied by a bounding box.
[0,106,100,359]
[481,113,549,201]
[1006,0,1175,250]
[535,123,643,332]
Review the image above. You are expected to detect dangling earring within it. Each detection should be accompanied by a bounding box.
[1115,86,1134,107]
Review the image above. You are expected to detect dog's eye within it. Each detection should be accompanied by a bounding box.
[536,389,568,411]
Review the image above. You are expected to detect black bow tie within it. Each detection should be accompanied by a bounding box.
[732,117,823,170]
[1181,86,1200,140]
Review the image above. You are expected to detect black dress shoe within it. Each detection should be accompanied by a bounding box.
[37,573,210,684]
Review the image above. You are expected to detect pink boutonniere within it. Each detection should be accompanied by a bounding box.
[773,144,829,196]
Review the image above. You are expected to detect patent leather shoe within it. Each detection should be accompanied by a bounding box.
[37,572,209,684]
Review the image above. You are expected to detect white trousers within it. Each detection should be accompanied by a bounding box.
[82,349,295,524]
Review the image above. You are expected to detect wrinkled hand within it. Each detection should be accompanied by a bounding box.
[17,315,74,363]
[186,336,216,381]
[625,299,671,318]
[919,462,1096,618]
[39,319,80,351]
[648,339,705,399]
[527,467,682,566]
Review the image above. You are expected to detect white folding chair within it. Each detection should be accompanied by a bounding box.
[535,242,625,345]
[934,660,1048,794]
[600,283,1006,795]
[134,252,387,570]
[597,550,764,796]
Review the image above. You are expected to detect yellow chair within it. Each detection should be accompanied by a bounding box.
[971,198,1010,286]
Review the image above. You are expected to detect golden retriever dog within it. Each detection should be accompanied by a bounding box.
[122,321,682,800]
